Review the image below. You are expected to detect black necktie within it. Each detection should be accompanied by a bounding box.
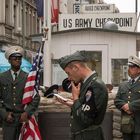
[131,79,135,85]
[14,72,17,80]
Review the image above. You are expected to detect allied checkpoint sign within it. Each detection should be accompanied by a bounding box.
[59,13,136,32]
[80,4,116,14]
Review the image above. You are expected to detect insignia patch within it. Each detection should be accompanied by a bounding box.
[85,90,92,102]
[82,104,90,111]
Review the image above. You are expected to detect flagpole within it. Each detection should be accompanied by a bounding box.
[135,0,138,15]
[43,0,52,87]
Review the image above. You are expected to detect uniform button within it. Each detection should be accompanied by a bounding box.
[128,101,130,103]
[13,98,16,100]
[13,103,16,106]
[13,87,16,89]
[13,93,15,95]
[128,96,131,99]
[70,124,71,127]
[71,116,73,119]
[129,91,131,94]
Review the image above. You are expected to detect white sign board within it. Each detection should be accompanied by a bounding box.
[59,0,68,14]
[81,4,115,14]
[59,13,136,32]
[73,0,81,14]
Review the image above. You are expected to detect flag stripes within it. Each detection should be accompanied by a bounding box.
[19,44,43,140]
[19,116,42,140]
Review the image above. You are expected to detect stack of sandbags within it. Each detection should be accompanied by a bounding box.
[112,109,123,140]
[107,87,123,140]
[39,91,71,112]
[107,91,116,110]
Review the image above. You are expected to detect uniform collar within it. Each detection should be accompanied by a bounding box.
[129,75,140,83]
[10,69,20,79]
[83,70,96,83]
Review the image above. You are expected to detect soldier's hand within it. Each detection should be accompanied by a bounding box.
[121,103,132,113]
[6,112,14,123]
[126,110,132,114]
[71,82,81,101]
[19,112,29,123]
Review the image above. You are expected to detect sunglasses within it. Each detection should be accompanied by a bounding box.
[10,56,22,60]
[128,65,139,68]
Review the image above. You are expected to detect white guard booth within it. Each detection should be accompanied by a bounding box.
[50,28,140,87]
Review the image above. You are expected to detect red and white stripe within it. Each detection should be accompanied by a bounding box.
[22,71,37,104]
[19,72,42,140]
[19,116,42,140]
[51,0,59,23]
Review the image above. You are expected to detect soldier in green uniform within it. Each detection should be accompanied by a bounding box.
[0,46,40,140]
[57,51,108,140]
[115,55,140,140]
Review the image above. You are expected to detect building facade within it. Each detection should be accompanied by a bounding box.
[0,0,39,56]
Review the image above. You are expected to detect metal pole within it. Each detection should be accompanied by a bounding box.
[135,0,138,15]
[43,0,52,87]
[134,0,138,32]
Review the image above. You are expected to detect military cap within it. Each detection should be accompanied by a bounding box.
[5,46,24,59]
[58,51,85,69]
[128,55,140,67]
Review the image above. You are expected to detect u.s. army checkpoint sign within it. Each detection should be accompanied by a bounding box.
[59,13,136,32]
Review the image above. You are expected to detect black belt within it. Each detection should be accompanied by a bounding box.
[6,109,23,114]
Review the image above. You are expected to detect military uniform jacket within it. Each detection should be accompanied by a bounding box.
[0,70,40,126]
[115,78,140,133]
[70,73,108,135]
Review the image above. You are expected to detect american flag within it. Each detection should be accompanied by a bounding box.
[19,44,43,140]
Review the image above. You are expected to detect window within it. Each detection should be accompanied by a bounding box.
[5,0,10,25]
[112,59,128,86]
[14,5,17,31]
[81,51,102,78]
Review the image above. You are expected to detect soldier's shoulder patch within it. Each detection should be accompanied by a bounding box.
[85,87,93,102]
